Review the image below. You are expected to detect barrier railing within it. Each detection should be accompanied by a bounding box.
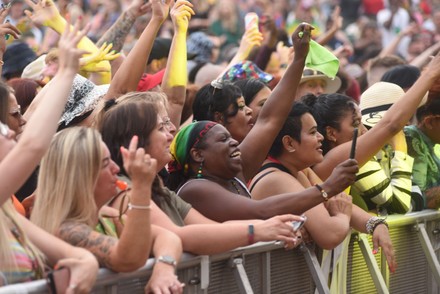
[2,209,440,293]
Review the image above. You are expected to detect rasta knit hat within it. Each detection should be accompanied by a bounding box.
[168,121,217,175]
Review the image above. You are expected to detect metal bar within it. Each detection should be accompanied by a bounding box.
[230,257,254,294]
[200,255,210,292]
[262,251,271,294]
[357,233,389,294]
[299,244,330,294]
[416,223,440,286]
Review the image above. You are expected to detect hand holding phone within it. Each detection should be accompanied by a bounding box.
[349,128,358,159]
[291,215,307,231]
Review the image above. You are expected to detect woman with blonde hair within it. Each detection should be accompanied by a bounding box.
[0,20,98,292]
[31,126,184,293]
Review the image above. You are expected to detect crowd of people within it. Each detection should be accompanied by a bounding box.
[1,0,440,292]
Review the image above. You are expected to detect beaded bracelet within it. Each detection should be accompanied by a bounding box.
[248,224,255,245]
[366,216,388,234]
[128,203,151,210]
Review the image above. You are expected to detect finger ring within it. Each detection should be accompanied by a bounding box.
[69,284,77,289]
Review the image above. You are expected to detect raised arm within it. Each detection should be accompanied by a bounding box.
[0,22,86,207]
[162,0,194,129]
[313,51,440,180]
[239,23,312,181]
[24,0,111,84]
[103,0,170,99]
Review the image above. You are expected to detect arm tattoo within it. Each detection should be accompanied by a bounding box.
[97,11,136,52]
[58,221,118,269]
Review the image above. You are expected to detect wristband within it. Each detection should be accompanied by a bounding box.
[248,224,255,245]
[366,216,388,234]
[128,203,151,210]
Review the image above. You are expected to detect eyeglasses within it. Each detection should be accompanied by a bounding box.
[0,121,10,137]
[161,117,172,129]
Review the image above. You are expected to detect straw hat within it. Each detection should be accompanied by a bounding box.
[360,82,405,127]
[360,81,428,128]
[299,68,341,94]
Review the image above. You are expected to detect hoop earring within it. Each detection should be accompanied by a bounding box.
[197,161,204,179]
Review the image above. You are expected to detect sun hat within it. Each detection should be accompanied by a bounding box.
[21,54,46,80]
[360,82,406,128]
[300,68,341,94]
[187,32,214,63]
[60,74,109,126]
[222,61,273,84]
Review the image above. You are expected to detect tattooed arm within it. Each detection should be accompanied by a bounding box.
[96,0,152,52]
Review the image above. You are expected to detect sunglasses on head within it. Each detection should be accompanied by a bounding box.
[210,79,223,96]
[302,69,324,77]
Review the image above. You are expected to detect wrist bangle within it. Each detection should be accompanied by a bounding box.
[247,224,255,245]
[128,202,151,210]
[366,216,388,234]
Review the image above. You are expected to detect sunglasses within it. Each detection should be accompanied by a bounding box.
[302,69,324,77]
[0,121,9,137]
[210,79,223,96]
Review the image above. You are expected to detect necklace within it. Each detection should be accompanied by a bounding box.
[230,179,241,195]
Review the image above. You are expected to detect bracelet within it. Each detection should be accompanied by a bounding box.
[366,216,389,234]
[127,202,151,210]
[247,224,255,245]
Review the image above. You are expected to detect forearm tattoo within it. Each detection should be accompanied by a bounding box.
[96,12,136,52]
[58,221,118,269]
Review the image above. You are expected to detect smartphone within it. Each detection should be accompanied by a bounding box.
[47,267,70,294]
[292,215,307,231]
[349,128,358,159]
[244,12,259,31]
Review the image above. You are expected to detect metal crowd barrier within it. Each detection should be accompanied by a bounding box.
[2,209,440,294]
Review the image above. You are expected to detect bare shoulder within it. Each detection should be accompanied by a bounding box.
[251,169,304,200]
[178,179,226,202]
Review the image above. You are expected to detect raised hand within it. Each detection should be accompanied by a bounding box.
[57,21,90,74]
[120,136,157,186]
[235,22,263,60]
[24,0,61,27]
[291,22,313,61]
[126,0,153,19]
[0,8,20,53]
[322,158,359,196]
[80,42,120,73]
[170,0,195,33]
[151,0,172,24]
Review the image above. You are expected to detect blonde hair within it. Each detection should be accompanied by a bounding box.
[31,127,102,234]
[0,201,45,280]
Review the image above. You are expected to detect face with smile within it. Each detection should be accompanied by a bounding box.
[224,97,253,143]
[94,142,120,208]
[248,86,271,123]
[196,124,242,179]
[145,113,174,171]
[290,113,324,168]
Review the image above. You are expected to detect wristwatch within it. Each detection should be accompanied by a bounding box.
[156,255,177,268]
[315,184,328,201]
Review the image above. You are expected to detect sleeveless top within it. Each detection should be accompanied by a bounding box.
[1,220,41,285]
[178,177,252,198]
[249,157,291,193]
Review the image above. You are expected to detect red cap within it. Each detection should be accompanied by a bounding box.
[137,69,165,91]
